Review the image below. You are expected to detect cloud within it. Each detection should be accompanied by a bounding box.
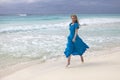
[0,0,45,4]
[0,0,120,14]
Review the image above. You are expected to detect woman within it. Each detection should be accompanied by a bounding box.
[64,14,89,67]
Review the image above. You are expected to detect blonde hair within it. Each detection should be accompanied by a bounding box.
[71,14,79,24]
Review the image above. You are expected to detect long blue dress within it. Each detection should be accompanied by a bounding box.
[64,23,89,58]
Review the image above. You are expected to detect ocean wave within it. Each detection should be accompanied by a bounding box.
[80,18,120,25]
[0,34,66,58]
[0,22,68,33]
[1,17,120,33]
[0,33,119,58]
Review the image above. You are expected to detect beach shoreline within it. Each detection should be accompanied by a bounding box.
[0,47,120,80]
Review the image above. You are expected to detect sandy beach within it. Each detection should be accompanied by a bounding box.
[0,47,120,80]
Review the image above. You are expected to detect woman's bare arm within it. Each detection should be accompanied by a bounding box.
[72,29,78,42]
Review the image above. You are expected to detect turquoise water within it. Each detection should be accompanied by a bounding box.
[0,14,120,68]
[0,14,120,24]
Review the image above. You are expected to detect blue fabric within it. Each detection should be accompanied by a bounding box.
[64,23,89,58]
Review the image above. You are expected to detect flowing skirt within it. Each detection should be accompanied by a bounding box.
[64,35,89,58]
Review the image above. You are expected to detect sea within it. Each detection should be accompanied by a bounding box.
[0,14,120,68]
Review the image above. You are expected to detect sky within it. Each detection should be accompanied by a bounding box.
[0,0,120,14]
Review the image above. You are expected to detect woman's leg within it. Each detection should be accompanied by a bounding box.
[80,55,84,63]
[66,55,71,67]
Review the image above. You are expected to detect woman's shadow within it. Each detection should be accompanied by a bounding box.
[68,61,115,69]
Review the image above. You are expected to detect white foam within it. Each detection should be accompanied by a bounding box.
[0,22,68,33]
[0,34,66,58]
[80,18,120,25]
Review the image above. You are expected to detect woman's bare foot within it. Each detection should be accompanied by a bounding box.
[80,56,84,63]
[66,56,71,67]
[66,62,70,67]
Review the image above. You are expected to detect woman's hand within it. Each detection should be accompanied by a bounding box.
[72,38,75,42]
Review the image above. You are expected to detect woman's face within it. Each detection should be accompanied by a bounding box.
[71,16,76,23]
